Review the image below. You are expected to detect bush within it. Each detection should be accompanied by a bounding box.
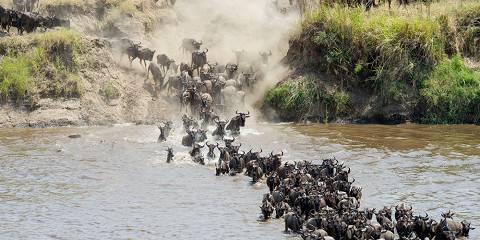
[101,82,120,100]
[421,56,480,123]
[265,78,319,120]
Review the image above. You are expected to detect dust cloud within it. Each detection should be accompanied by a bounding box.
[147,0,300,113]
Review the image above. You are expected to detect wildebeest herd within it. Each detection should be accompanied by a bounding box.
[116,37,270,117]
[158,108,474,240]
[0,4,69,34]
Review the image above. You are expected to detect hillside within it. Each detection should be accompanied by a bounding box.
[263,0,480,124]
[0,0,177,127]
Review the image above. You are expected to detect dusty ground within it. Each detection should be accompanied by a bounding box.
[0,37,175,128]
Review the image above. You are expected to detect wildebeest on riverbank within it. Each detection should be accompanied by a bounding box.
[0,5,69,34]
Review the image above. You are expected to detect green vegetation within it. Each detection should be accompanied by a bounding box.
[0,29,84,105]
[267,0,480,123]
[101,81,120,100]
[421,56,480,123]
[265,76,351,121]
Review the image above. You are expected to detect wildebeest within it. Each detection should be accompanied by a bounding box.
[206,142,216,159]
[181,129,196,147]
[260,200,274,220]
[119,38,141,66]
[147,62,164,92]
[166,148,174,163]
[212,119,227,138]
[137,47,156,68]
[226,110,250,134]
[225,63,239,79]
[156,54,174,73]
[285,211,303,233]
[157,125,167,142]
[191,49,208,76]
[189,143,205,157]
[180,38,202,55]
[259,50,272,64]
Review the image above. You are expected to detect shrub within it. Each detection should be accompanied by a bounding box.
[101,82,120,100]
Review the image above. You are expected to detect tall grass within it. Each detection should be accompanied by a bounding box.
[0,29,84,104]
[421,56,480,123]
[268,0,480,123]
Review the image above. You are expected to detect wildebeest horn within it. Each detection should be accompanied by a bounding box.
[395,205,399,211]
[204,48,208,53]
[236,110,238,114]
[351,178,355,183]
[270,151,274,157]
[407,205,412,211]
[281,151,284,156]
[247,110,250,115]
[216,142,219,147]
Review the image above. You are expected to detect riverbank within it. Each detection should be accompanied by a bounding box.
[0,30,172,128]
[0,0,175,128]
[263,0,480,124]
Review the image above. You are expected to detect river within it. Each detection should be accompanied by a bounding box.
[0,123,479,239]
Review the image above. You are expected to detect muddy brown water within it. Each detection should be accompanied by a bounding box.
[0,123,479,239]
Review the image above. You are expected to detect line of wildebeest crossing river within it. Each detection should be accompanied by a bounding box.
[155,111,475,240]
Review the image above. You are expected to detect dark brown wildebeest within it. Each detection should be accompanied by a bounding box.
[226,110,250,134]
[166,147,174,163]
[118,38,141,66]
[137,47,156,68]
[156,54,174,73]
[191,49,208,76]
[180,38,202,55]
[147,62,164,93]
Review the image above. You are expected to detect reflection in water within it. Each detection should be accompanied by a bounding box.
[0,123,479,239]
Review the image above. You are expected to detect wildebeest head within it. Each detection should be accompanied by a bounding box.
[223,137,235,147]
[225,63,238,78]
[259,50,272,64]
[441,210,455,219]
[214,118,227,130]
[235,110,250,127]
[193,40,202,50]
[461,220,475,236]
[365,208,376,220]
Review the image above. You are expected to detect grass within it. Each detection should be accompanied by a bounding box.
[267,0,480,123]
[265,76,352,121]
[0,29,84,104]
[101,81,120,100]
[420,56,480,123]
